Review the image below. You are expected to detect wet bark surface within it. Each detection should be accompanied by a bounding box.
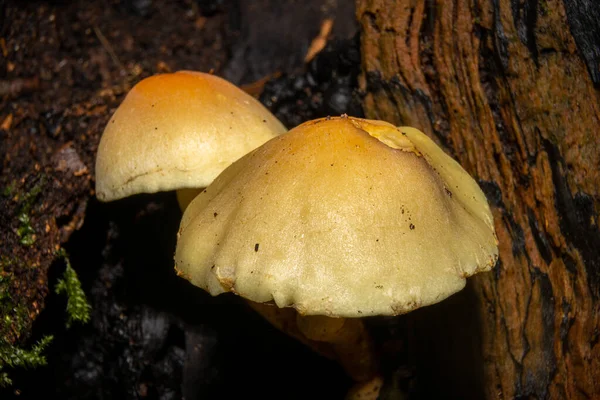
[0,0,362,398]
[357,0,600,398]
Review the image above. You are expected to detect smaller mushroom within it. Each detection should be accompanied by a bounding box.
[175,116,499,392]
[95,70,287,209]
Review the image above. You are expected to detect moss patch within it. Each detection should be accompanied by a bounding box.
[15,176,46,247]
[55,249,91,328]
[0,336,53,388]
[0,257,31,344]
[0,257,54,387]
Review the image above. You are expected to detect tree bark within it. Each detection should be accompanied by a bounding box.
[356,0,600,398]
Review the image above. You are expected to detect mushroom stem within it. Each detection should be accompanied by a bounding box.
[176,188,203,211]
[345,375,384,400]
[246,301,337,360]
[247,302,379,381]
[249,302,383,399]
[296,314,379,382]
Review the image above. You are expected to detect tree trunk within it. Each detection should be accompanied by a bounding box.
[356,0,600,398]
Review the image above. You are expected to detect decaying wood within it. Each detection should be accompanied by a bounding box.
[357,0,599,398]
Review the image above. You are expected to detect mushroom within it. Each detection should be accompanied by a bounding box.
[174,115,499,389]
[95,70,287,209]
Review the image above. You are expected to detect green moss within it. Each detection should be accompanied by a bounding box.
[0,258,30,341]
[1,182,15,198]
[19,177,45,209]
[0,248,92,388]
[0,258,53,388]
[55,249,92,328]
[0,335,53,388]
[15,175,46,247]
[0,177,91,388]
[16,214,35,246]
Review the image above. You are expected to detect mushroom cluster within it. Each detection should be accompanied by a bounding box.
[95,73,499,398]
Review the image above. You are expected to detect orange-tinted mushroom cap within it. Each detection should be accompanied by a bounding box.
[95,71,287,202]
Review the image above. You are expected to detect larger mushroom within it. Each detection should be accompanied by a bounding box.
[95,70,287,209]
[175,115,499,387]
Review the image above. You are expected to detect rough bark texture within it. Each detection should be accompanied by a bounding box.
[357,0,600,398]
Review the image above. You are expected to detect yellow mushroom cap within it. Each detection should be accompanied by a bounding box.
[175,116,498,318]
[95,71,287,202]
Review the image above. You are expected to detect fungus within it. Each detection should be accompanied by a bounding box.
[95,70,287,209]
[175,115,499,390]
